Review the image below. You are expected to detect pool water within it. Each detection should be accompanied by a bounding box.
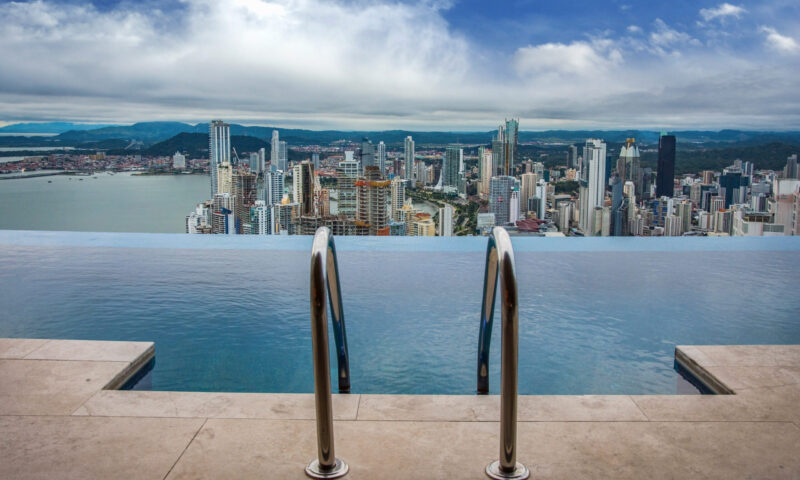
[1,231,798,395]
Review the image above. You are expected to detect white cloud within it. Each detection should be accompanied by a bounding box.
[627,25,642,34]
[0,0,797,130]
[513,40,623,77]
[761,26,800,54]
[699,3,747,21]
[650,19,690,46]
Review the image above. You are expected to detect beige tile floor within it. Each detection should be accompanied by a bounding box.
[1,338,798,479]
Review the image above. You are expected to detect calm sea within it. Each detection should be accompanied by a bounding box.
[0,172,436,232]
[0,172,209,233]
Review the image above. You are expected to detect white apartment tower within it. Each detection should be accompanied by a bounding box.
[579,139,607,235]
[391,178,406,221]
[377,141,387,175]
[438,204,454,236]
[270,130,280,170]
[404,136,415,180]
[209,120,231,197]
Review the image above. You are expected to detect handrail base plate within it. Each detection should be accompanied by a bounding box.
[305,458,349,479]
[486,460,530,480]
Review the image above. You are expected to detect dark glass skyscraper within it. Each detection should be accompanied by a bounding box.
[656,133,676,198]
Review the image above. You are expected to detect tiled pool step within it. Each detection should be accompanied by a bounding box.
[1,339,799,479]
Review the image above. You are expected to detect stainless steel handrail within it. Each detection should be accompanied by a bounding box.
[477,227,529,480]
[306,227,350,479]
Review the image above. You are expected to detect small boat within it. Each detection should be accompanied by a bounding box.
[48,180,52,183]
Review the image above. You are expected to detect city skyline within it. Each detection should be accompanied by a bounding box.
[0,1,798,130]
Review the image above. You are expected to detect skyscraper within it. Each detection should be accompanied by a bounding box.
[216,161,233,195]
[265,170,284,206]
[489,176,516,226]
[785,154,798,179]
[360,138,374,172]
[618,138,641,196]
[312,152,320,171]
[656,133,676,198]
[376,141,386,175]
[491,126,505,177]
[337,157,359,218]
[480,148,493,198]
[520,172,537,211]
[443,145,462,188]
[356,166,389,235]
[579,139,607,235]
[391,178,405,221]
[438,204,454,236]
[567,145,579,169]
[270,130,280,170]
[404,136,415,180]
[503,118,519,175]
[209,120,231,197]
[278,141,288,172]
[292,161,315,216]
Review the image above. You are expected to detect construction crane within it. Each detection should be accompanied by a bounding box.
[231,147,241,166]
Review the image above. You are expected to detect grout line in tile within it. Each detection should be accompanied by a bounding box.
[163,418,208,480]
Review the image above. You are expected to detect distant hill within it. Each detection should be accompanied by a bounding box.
[0,122,119,134]
[141,132,269,158]
[2,120,799,151]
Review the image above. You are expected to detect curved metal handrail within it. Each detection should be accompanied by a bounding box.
[477,226,529,480]
[306,227,350,479]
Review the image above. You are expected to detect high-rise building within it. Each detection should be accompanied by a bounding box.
[216,161,233,195]
[412,160,423,185]
[292,161,315,216]
[520,173,537,211]
[404,136,415,180]
[337,158,360,218]
[676,199,692,233]
[258,148,267,173]
[785,154,798,179]
[567,145,579,169]
[265,170,284,206]
[391,178,406,221]
[376,141,386,175]
[509,189,520,224]
[491,127,506,177]
[610,175,625,236]
[579,139,607,235]
[665,214,683,236]
[480,149,493,198]
[356,166,389,235]
[250,200,271,235]
[489,176,516,226]
[173,151,186,170]
[209,120,231,197]
[312,152,320,171]
[278,141,288,172]
[656,133,676,198]
[248,153,259,173]
[503,118,519,175]
[443,145,462,188]
[271,130,280,170]
[360,138,374,172]
[618,138,641,196]
[438,204,454,236]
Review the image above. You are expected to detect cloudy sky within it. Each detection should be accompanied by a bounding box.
[0,0,798,130]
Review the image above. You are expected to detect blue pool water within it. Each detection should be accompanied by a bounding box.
[1,231,798,395]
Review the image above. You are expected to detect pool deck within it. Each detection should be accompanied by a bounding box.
[1,339,798,479]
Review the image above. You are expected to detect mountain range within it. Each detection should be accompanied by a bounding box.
[2,121,800,149]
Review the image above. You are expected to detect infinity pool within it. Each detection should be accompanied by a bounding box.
[1,231,798,395]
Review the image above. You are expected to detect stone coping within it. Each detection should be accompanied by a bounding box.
[1,338,798,479]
